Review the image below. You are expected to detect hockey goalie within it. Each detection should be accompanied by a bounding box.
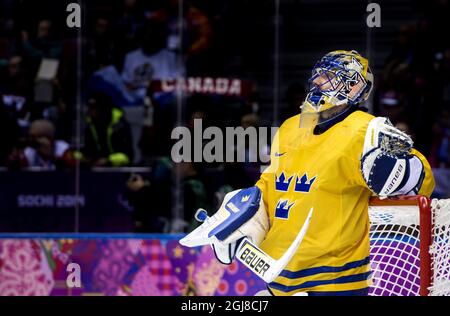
[180,50,435,296]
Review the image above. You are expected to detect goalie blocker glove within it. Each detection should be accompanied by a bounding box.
[179,186,269,264]
[360,117,425,197]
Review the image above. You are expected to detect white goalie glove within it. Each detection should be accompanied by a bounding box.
[180,186,270,264]
[360,117,425,197]
[180,186,314,283]
[363,117,413,155]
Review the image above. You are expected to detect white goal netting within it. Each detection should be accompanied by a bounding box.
[368,198,450,296]
[429,199,450,295]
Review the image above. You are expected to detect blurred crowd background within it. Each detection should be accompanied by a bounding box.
[0,0,448,233]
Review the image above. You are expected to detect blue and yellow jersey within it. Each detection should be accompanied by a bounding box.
[255,110,435,295]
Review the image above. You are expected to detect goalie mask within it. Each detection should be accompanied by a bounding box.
[300,50,374,130]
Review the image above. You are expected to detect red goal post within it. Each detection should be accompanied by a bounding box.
[368,195,450,296]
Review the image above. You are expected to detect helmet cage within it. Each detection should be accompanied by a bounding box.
[300,51,373,130]
[307,65,367,109]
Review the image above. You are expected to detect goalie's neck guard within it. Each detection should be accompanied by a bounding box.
[312,104,361,135]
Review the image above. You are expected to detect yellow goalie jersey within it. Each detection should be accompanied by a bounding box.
[256,110,435,295]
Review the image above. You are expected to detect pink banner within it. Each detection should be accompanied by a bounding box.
[0,236,266,296]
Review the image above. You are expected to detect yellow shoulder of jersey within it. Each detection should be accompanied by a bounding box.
[411,148,435,197]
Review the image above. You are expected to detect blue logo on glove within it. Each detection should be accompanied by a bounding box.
[209,186,261,241]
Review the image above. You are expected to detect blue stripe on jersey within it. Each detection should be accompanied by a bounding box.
[279,256,371,279]
[269,271,372,292]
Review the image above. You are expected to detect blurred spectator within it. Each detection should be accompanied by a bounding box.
[136,99,158,162]
[0,55,29,96]
[0,103,19,165]
[430,109,450,168]
[0,55,31,131]
[240,112,261,166]
[0,2,15,46]
[82,92,134,167]
[114,0,145,66]
[385,24,415,66]
[140,97,207,165]
[42,95,73,143]
[125,158,208,233]
[8,119,71,170]
[395,121,415,142]
[377,89,407,125]
[121,20,185,102]
[86,16,115,75]
[150,0,213,75]
[179,161,208,232]
[165,0,212,53]
[21,19,61,73]
[88,62,143,108]
[125,172,169,232]
[241,112,268,184]
[240,112,259,129]
[436,48,450,108]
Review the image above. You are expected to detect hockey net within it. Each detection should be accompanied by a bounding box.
[368,196,450,296]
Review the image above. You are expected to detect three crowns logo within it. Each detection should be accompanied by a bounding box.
[241,195,250,202]
[274,171,317,220]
